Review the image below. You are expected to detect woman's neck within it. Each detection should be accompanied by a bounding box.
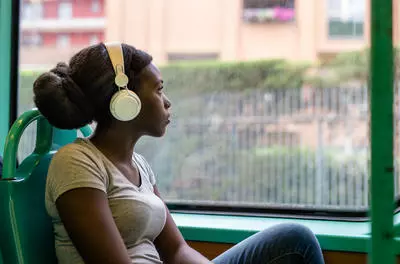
[89,124,142,164]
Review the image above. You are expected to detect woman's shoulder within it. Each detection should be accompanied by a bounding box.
[53,138,98,160]
[46,138,109,202]
[49,138,106,176]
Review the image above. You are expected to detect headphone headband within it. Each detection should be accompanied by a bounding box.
[104,42,129,87]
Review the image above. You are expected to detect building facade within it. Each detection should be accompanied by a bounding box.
[20,0,105,67]
[20,0,400,67]
[105,0,399,65]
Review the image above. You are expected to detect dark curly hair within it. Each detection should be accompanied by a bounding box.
[33,43,153,129]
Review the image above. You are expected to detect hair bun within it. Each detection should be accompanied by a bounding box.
[51,62,70,78]
[33,63,95,129]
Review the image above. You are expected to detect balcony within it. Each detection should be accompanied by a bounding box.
[20,18,105,32]
[243,7,295,23]
[242,0,295,23]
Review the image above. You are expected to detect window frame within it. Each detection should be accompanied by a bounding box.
[172,212,372,253]
[0,0,19,155]
[167,201,369,221]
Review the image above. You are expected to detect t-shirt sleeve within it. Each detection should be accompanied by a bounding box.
[134,153,156,186]
[47,144,108,203]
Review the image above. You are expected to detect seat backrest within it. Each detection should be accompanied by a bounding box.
[0,153,57,264]
[0,109,92,264]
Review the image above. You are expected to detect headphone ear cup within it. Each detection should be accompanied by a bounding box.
[110,89,141,121]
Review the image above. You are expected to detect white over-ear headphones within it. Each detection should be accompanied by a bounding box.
[105,42,141,121]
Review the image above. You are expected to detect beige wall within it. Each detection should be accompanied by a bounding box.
[106,0,310,64]
[20,0,400,67]
[105,0,400,65]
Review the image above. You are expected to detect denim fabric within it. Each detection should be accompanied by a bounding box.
[213,223,325,264]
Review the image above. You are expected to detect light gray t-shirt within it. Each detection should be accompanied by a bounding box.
[45,138,167,264]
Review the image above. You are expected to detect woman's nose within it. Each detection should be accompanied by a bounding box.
[164,95,171,109]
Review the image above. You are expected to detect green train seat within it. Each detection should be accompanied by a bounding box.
[0,109,92,264]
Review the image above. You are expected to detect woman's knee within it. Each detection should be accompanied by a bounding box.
[258,223,321,250]
[213,223,324,264]
[277,223,318,242]
[258,223,324,263]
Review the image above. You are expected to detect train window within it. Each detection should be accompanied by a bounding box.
[17,0,389,219]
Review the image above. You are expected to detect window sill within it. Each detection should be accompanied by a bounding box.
[172,212,374,253]
[327,36,365,40]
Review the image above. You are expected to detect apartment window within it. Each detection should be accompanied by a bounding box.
[89,34,99,45]
[21,2,43,21]
[21,32,42,47]
[327,0,365,38]
[56,34,70,48]
[58,2,73,20]
[243,0,295,23]
[91,0,101,13]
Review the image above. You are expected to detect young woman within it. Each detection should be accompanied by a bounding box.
[33,42,325,264]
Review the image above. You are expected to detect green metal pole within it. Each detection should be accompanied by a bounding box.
[0,0,12,154]
[369,0,394,263]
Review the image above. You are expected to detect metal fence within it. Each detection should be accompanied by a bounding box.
[17,86,398,211]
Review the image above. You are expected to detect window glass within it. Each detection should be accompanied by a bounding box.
[89,34,99,45]
[58,2,73,20]
[21,32,42,47]
[91,0,100,13]
[327,0,365,38]
[18,0,381,214]
[56,34,70,48]
[21,2,43,21]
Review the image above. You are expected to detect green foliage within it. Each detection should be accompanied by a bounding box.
[306,46,400,87]
[162,59,308,97]
[19,59,308,112]
[262,61,311,89]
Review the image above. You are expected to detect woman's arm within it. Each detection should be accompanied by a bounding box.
[56,187,132,264]
[153,185,212,264]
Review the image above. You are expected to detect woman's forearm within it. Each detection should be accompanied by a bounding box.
[168,244,212,264]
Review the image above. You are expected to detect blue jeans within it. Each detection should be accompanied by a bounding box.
[212,223,325,264]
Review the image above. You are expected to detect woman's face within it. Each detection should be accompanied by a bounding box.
[133,63,172,137]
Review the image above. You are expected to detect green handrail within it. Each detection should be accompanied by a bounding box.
[1,109,93,180]
[369,0,395,263]
[1,109,51,180]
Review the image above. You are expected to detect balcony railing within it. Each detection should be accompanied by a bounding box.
[20,18,105,32]
[243,7,295,23]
